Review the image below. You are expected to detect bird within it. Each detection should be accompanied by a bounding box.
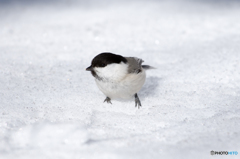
[86,52,154,108]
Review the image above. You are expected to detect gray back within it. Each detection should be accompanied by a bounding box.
[125,57,144,73]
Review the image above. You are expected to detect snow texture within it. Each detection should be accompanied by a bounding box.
[0,0,240,158]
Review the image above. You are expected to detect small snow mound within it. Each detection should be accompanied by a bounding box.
[6,122,89,150]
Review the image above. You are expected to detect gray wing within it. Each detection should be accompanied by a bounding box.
[125,57,154,74]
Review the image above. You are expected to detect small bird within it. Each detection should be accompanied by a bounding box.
[86,52,154,108]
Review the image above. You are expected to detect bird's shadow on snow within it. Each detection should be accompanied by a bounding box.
[139,76,161,99]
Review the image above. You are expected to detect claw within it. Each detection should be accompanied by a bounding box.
[104,97,112,104]
[134,93,142,109]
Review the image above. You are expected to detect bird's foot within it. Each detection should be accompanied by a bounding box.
[134,93,142,109]
[104,97,112,104]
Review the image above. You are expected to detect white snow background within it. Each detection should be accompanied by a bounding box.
[0,0,240,158]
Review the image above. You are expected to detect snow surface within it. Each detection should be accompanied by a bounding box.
[0,0,240,158]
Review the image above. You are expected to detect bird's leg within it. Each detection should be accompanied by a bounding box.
[104,97,112,104]
[134,93,142,109]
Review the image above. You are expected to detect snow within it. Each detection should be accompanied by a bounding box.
[0,0,240,158]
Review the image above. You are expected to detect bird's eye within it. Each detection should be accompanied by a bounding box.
[100,63,105,67]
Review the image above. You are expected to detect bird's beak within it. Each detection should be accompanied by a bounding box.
[86,66,93,71]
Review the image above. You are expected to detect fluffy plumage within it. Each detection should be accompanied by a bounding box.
[86,52,153,108]
[94,62,146,99]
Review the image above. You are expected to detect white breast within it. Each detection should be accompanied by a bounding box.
[94,62,146,99]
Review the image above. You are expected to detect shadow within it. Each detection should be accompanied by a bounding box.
[84,137,126,145]
[139,76,161,99]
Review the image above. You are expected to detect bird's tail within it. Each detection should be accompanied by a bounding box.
[142,65,155,70]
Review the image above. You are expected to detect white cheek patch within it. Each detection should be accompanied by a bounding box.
[94,62,128,81]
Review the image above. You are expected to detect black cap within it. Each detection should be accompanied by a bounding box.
[86,52,127,70]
